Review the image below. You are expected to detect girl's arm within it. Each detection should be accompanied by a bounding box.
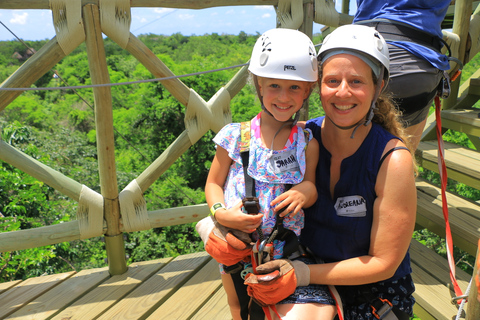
[308,139,416,285]
[205,146,263,233]
[271,137,319,217]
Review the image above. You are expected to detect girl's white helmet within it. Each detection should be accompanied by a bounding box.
[248,28,318,82]
[318,24,389,81]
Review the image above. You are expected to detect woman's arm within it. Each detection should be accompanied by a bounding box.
[308,139,416,285]
[205,146,263,233]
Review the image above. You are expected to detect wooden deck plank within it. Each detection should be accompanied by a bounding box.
[415,179,480,256]
[410,240,471,290]
[411,262,466,320]
[416,179,480,220]
[191,285,231,320]
[97,252,211,320]
[146,258,223,320]
[416,140,480,189]
[0,280,22,295]
[441,109,480,137]
[50,258,171,320]
[0,272,75,319]
[5,267,110,320]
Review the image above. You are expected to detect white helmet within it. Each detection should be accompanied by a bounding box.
[248,28,318,82]
[318,24,389,81]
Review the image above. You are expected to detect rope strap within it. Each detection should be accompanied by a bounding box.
[119,179,150,232]
[314,0,341,27]
[49,0,85,55]
[184,87,232,145]
[100,0,131,49]
[77,185,104,239]
[276,0,304,29]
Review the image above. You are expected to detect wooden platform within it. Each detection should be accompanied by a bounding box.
[0,251,230,320]
[0,179,478,320]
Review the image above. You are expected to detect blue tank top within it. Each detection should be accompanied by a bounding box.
[303,117,412,281]
[353,0,451,70]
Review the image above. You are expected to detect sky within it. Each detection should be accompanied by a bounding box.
[0,4,354,42]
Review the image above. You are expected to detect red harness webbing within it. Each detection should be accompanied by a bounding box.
[434,92,464,304]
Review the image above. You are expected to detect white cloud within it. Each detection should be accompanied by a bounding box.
[226,9,234,15]
[178,13,194,20]
[262,13,271,19]
[211,12,218,16]
[10,11,28,25]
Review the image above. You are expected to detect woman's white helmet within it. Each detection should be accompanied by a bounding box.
[318,25,391,137]
[318,24,389,82]
[248,28,318,82]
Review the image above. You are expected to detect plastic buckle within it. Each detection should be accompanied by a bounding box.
[372,298,394,319]
[242,197,260,214]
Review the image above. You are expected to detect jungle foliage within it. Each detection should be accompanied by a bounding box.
[0,32,478,282]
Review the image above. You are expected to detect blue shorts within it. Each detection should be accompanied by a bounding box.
[278,256,335,306]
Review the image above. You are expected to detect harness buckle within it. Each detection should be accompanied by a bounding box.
[372,298,395,320]
[242,197,260,214]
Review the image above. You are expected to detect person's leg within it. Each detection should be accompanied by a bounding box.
[273,303,336,320]
[222,273,242,320]
[404,117,428,151]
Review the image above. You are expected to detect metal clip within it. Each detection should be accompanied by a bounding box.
[438,70,451,99]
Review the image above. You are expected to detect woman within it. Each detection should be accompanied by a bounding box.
[245,25,417,320]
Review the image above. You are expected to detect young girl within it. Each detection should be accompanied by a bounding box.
[204,28,335,319]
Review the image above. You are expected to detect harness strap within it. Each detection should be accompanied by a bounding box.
[231,270,265,320]
[434,95,464,304]
[356,20,442,52]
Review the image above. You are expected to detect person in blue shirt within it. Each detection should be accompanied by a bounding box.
[245,25,418,320]
[354,0,451,150]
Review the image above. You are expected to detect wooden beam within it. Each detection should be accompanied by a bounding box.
[0,38,66,112]
[0,221,84,252]
[0,0,281,10]
[126,34,191,106]
[0,139,83,201]
[83,3,126,275]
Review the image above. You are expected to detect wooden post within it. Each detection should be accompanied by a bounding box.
[341,0,350,14]
[467,246,480,319]
[299,0,314,121]
[444,0,472,110]
[83,3,127,275]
